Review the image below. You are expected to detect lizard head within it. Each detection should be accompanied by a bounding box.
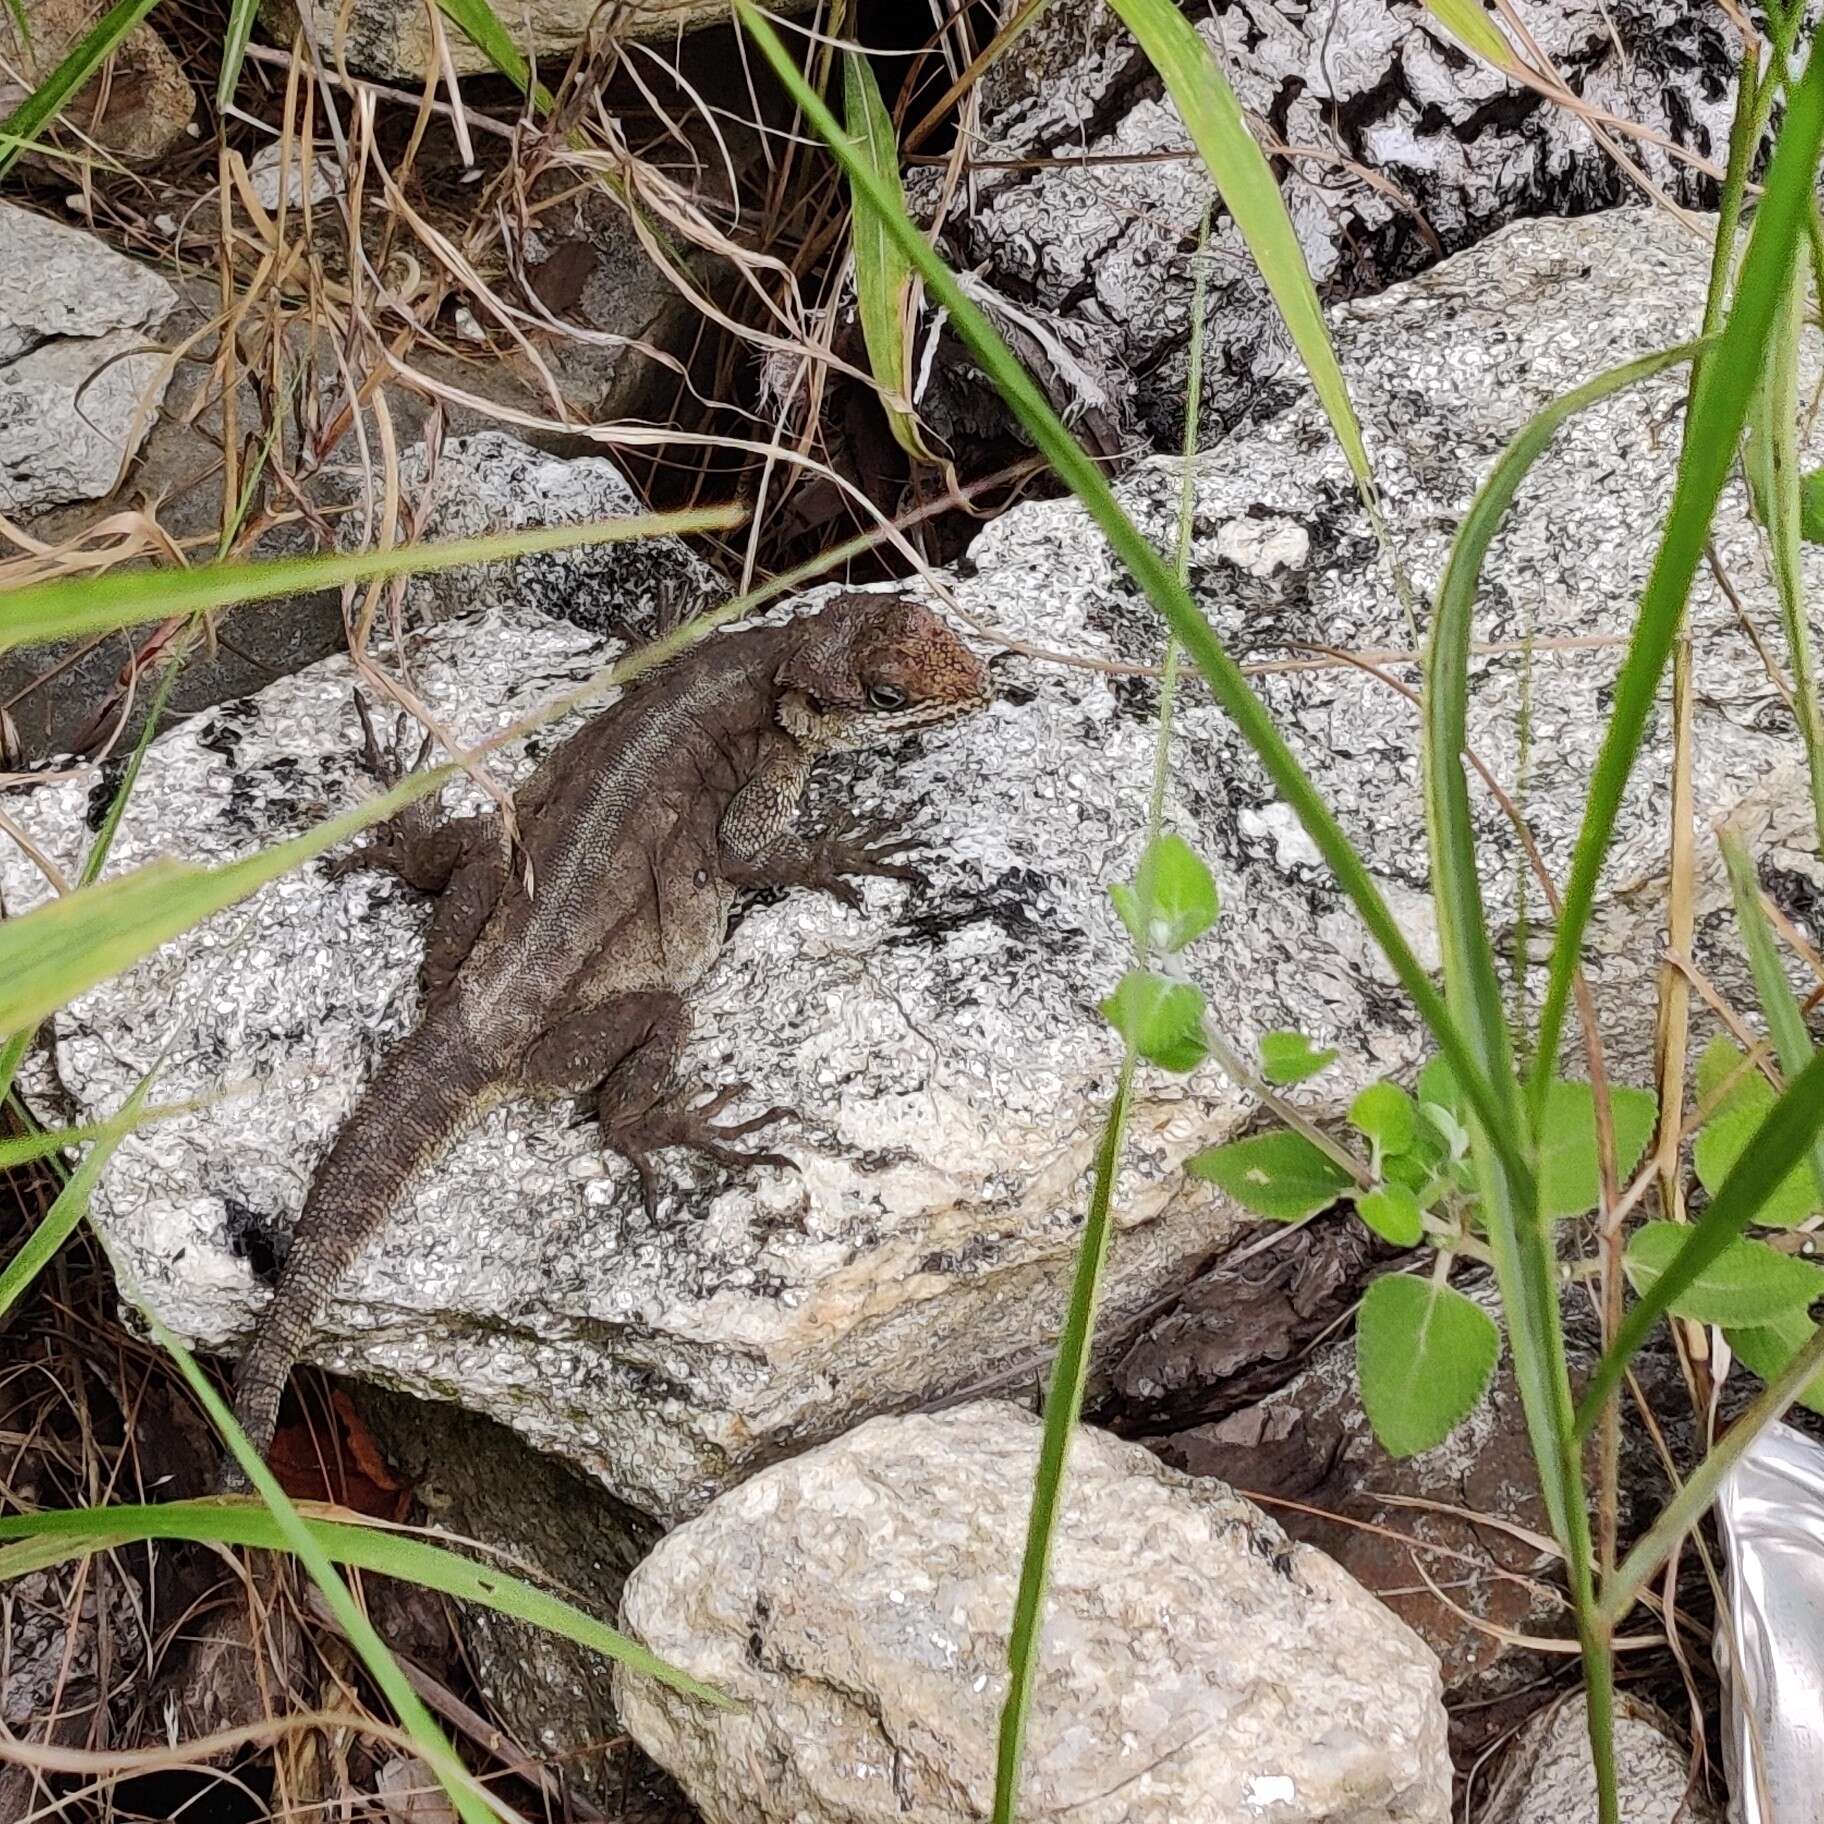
[776,594,991,752]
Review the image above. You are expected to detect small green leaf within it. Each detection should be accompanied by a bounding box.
[1416,1055,1464,1119]
[1537,1080,1658,1219]
[1697,1036,1763,1118]
[1100,970,1208,1073]
[1624,1223,1824,1326]
[1695,1074,1822,1228]
[1110,834,1220,955]
[1258,1030,1338,1085]
[1727,1309,1824,1417]
[1380,1123,1447,1202]
[1800,466,1824,544]
[1356,1275,1501,1458]
[1349,1081,1417,1159]
[1188,1131,1354,1221]
[1355,1183,1424,1247]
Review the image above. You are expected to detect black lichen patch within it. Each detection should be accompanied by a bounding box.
[1762,862,1824,941]
[84,755,130,833]
[916,1229,1002,1277]
[222,1195,289,1285]
[897,865,1085,954]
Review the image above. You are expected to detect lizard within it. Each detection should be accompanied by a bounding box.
[226,592,991,1470]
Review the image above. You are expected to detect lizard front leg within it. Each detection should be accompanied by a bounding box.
[523,994,795,1218]
[326,696,509,993]
[717,743,922,909]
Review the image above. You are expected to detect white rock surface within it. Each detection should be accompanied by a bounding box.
[925,0,1739,441]
[0,203,176,514]
[6,209,1819,1517]
[358,430,723,636]
[1479,1694,1719,1824]
[246,141,340,209]
[614,1401,1450,1824]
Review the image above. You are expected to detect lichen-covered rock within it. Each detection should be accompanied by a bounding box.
[921,0,1737,443]
[1480,1694,1719,1824]
[613,1401,1450,1824]
[0,203,177,514]
[3,568,1249,1519]
[6,207,1817,1523]
[363,431,723,637]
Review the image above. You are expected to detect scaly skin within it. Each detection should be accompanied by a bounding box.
[227,595,991,1472]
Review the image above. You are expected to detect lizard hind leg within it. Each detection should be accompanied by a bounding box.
[522,993,796,1219]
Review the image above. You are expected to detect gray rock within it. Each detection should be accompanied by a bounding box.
[356,1389,661,1799]
[365,430,723,637]
[0,203,177,514]
[0,0,195,165]
[1479,1693,1718,1824]
[921,0,1737,443]
[5,208,1816,1523]
[1135,1281,1696,1737]
[246,140,340,210]
[613,1401,1450,1824]
[258,0,810,80]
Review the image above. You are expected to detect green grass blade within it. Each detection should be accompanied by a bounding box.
[0,1498,727,1705]
[79,645,188,890]
[0,1101,203,1169]
[0,0,161,176]
[993,1055,1135,1824]
[2,0,32,55]
[1422,337,1708,1541]
[0,646,187,1124]
[1414,0,1515,67]
[1530,28,1824,1108]
[216,0,258,109]
[0,762,454,1039]
[1575,1047,1824,1435]
[1103,0,1371,493]
[1746,255,1824,849]
[732,0,1529,1200]
[843,51,930,461]
[434,0,553,110]
[1425,339,1705,1088]
[0,1078,149,1322]
[993,204,1211,1823]
[0,507,740,655]
[142,1317,504,1824]
[1720,827,1824,1201]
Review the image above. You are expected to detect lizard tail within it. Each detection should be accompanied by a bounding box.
[225,1020,494,1483]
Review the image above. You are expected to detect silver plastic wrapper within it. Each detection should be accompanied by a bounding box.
[1716,1418,1824,1824]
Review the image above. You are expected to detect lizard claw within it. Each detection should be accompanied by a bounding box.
[602,1089,800,1215]
[352,690,435,790]
[811,832,930,904]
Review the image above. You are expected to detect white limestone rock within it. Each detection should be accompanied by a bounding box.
[613,1401,1451,1824]
[1479,1694,1720,1824]
[0,202,176,514]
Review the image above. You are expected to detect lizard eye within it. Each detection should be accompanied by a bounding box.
[865,684,908,712]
